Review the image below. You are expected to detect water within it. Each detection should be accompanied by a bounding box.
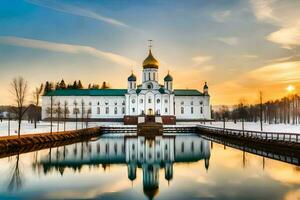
[0,133,299,200]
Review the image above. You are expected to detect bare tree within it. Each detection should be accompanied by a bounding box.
[7,154,24,192]
[81,99,85,129]
[220,105,230,130]
[10,77,28,138]
[32,84,43,129]
[45,96,54,134]
[86,108,91,128]
[63,101,70,131]
[259,91,263,131]
[54,102,62,132]
[238,98,247,132]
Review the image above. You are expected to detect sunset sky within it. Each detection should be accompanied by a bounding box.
[0,0,300,105]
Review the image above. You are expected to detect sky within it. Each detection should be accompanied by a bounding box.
[0,0,300,105]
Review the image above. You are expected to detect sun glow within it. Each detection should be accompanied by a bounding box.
[286,85,295,92]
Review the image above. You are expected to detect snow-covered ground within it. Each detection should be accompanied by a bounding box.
[204,121,300,134]
[0,120,123,137]
[0,120,299,137]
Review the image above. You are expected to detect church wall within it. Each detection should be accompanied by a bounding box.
[174,96,210,120]
[42,95,126,120]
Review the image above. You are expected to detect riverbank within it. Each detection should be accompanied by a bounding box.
[0,127,101,157]
[198,125,300,151]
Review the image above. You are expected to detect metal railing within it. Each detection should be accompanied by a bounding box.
[197,125,300,143]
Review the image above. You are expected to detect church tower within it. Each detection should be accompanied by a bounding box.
[141,41,160,90]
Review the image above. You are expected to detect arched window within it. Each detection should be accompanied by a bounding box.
[148,98,152,103]
[132,98,135,103]
[114,107,117,114]
[122,107,125,114]
[181,107,184,114]
[181,142,184,153]
[105,107,109,114]
[157,99,160,103]
[97,107,100,114]
[200,107,203,114]
[191,107,194,114]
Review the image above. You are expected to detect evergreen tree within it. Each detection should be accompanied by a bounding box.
[55,82,60,90]
[73,81,78,89]
[101,81,109,89]
[59,79,66,89]
[78,80,83,89]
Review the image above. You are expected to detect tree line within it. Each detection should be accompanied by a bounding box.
[44,79,110,94]
[212,92,300,131]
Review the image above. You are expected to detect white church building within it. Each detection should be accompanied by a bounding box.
[42,48,211,124]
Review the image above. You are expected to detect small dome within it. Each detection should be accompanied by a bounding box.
[164,73,173,82]
[143,50,159,69]
[128,73,136,81]
[203,82,208,89]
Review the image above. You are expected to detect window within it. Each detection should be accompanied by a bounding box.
[89,102,92,106]
[200,107,203,114]
[105,101,108,105]
[147,84,152,89]
[114,101,117,105]
[165,99,168,103]
[157,99,160,103]
[200,101,203,105]
[191,107,194,114]
[114,107,117,114]
[88,108,92,114]
[140,99,143,103]
[132,98,135,103]
[191,101,193,105]
[181,107,184,114]
[97,102,100,106]
[181,142,184,153]
[105,107,109,114]
[122,100,125,105]
[97,107,100,114]
[122,107,125,114]
[148,98,152,103]
[181,101,184,105]
[148,72,151,80]
[132,108,135,113]
[165,108,168,113]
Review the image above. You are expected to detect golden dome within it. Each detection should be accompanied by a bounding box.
[143,50,159,69]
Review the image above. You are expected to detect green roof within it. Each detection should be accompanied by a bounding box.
[44,89,127,96]
[174,89,203,96]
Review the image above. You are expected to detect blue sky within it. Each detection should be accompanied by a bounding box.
[0,0,300,105]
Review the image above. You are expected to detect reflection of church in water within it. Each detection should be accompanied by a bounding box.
[36,135,211,199]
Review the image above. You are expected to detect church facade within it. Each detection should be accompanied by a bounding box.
[41,48,211,122]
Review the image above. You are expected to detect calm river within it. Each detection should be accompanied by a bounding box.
[0,133,299,200]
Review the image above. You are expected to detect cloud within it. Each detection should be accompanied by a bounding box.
[26,0,129,28]
[267,26,300,49]
[242,54,258,59]
[212,61,300,104]
[192,55,213,65]
[0,36,137,66]
[250,0,300,49]
[216,37,239,46]
[211,10,231,23]
[250,0,279,23]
